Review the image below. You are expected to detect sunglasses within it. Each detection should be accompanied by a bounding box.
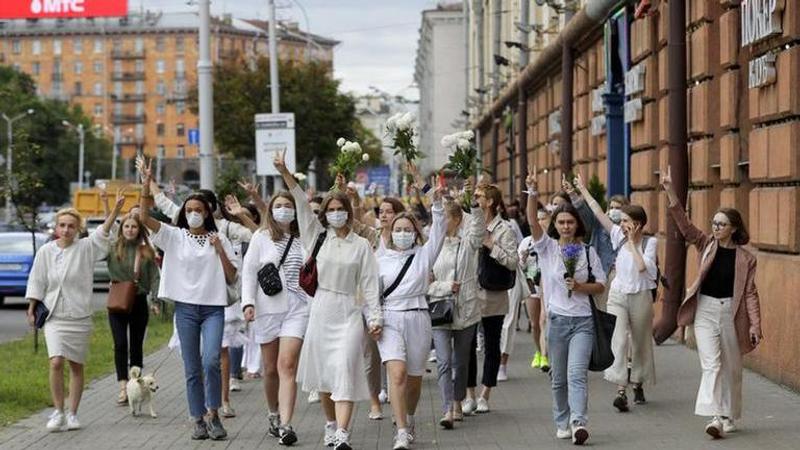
[711,221,731,229]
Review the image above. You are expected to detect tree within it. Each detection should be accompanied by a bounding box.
[189,58,382,188]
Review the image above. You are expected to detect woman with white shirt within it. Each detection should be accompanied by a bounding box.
[376,178,445,450]
[574,174,657,412]
[139,162,239,441]
[241,191,308,446]
[275,150,382,450]
[525,166,606,446]
[26,198,123,432]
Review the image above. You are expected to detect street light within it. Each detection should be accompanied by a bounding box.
[62,120,86,190]
[1,108,35,223]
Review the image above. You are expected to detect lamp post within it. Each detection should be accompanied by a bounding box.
[1,108,35,223]
[62,120,86,190]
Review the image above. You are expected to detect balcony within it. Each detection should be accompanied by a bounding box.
[111,50,146,59]
[110,93,147,102]
[118,137,146,146]
[111,71,146,81]
[112,114,147,124]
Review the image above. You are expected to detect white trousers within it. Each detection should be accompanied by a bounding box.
[604,289,656,386]
[694,295,742,419]
[500,271,528,356]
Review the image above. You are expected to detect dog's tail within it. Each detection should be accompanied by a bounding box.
[129,366,142,379]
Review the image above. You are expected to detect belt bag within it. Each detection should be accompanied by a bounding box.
[258,236,294,296]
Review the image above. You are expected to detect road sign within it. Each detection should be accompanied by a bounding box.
[255,113,296,176]
[188,128,199,145]
[0,0,128,19]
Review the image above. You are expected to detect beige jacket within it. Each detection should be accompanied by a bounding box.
[478,215,519,317]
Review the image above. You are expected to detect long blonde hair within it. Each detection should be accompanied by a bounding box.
[114,214,155,262]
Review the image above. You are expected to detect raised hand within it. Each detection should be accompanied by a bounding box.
[525,164,538,192]
[660,165,673,191]
[432,185,444,203]
[209,233,224,253]
[224,194,246,217]
[273,148,288,174]
[573,172,587,193]
[140,157,153,183]
[562,173,576,195]
[114,187,127,211]
[463,178,473,195]
[334,172,346,191]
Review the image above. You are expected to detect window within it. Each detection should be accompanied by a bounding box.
[156,36,165,52]
[74,61,83,74]
[176,36,185,52]
[135,81,144,95]
[156,81,166,96]
[135,124,144,139]
[135,60,144,73]
[175,58,185,78]
[112,38,122,52]
[93,103,103,117]
[52,82,63,95]
[74,81,82,96]
[93,60,103,73]
[176,101,186,114]
[113,60,122,73]
[156,123,165,136]
[73,38,82,54]
[156,59,165,74]
[12,63,21,72]
[53,59,62,74]
[135,102,145,116]
[53,39,62,55]
[114,81,122,96]
[93,82,104,96]
[94,39,103,53]
[156,102,165,115]
[176,123,185,137]
[177,145,186,159]
[114,103,123,115]
[32,39,41,55]
[157,145,166,158]
[32,62,41,75]
[135,38,144,53]
[11,40,21,54]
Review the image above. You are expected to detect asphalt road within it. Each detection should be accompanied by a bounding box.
[0,289,108,344]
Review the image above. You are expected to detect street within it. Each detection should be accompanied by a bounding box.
[0,290,107,344]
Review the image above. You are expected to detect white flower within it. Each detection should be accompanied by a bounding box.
[462,130,475,140]
[294,172,307,181]
[353,142,362,153]
[396,112,415,131]
[362,153,370,162]
[440,133,457,148]
[386,116,398,131]
[457,138,471,150]
[336,137,346,147]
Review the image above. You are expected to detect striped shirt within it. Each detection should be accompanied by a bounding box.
[274,234,304,295]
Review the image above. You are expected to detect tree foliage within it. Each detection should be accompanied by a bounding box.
[189,58,382,188]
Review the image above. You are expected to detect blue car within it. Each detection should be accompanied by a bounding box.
[0,231,49,306]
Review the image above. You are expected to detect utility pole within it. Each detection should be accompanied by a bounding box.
[517,0,529,199]
[268,0,283,192]
[198,0,215,190]
[62,120,85,190]
[2,109,34,223]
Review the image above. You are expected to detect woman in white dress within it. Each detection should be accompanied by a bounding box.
[242,191,308,446]
[275,150,382,450]
[376,169,445,450]
[26,196,124,432]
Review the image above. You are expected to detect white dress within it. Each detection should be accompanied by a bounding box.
[290,185,382,402]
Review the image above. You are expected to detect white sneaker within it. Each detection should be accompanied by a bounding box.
[428,349,437,363]
[705,417,725,439]
[65,412,81,431]
[393,430,412,449]
[308,389,320,404]
[378,389,389,404]
[323,422,337,447]
[229,377,241,392]
[571,425,589,445]
[46,410,65,432]
[721,417,737,433]
[475,397,490,413]
[556,428,571,439]
[461,398,477,415]
[497,364,508,382]
[333,428,351,450]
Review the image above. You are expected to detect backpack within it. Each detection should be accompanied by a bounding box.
[619,235,668,301]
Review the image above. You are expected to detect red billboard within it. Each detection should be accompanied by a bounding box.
[0,0,128,19]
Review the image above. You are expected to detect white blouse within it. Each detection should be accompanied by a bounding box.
[609,225,658,294]
[532,234,606,317]
[150,225,239,306]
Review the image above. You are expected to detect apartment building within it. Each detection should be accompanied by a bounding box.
[0,11,337,181]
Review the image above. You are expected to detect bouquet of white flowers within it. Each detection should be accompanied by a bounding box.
[330,137,370,183]
[386,112,422,164]
[442,130,486,207]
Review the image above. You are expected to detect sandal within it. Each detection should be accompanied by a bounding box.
[116,389,128,406]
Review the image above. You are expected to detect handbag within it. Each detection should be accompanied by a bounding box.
[430,240,461,326]
[584,245,617,372]
[107,249,141,314]
[257,236,294,296]
[381,254,415,303]
[299,231,327,297]
[34,301,49,329]
[477,246,515,291]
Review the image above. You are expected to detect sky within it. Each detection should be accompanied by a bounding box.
[139,0,443,100]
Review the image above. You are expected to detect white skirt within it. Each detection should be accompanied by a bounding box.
[44,317,93,364]
[297,289,369,402]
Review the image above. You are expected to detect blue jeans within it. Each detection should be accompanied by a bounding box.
[547,313,594,430]
[229,346,244,379]
[174,302,225,419]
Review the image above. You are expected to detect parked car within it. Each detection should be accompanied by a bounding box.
[0,231,49,306]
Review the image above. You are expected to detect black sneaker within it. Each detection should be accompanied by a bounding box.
[613,391,629,412]
[268,413,281,438]
[191,418,209,440]
[278,425,298,446]
[207,414,228,440]
[633,385,646,404]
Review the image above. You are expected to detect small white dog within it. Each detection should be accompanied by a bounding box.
[126,366,159,418]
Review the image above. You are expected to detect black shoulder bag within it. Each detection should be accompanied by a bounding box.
[430,240,460,326]
[586,245,617,372]
[258,236,294,296]
[477,244,515,291]
[381,254,415,304]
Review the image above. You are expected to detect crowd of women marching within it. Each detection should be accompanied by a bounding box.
[24,148,763,448]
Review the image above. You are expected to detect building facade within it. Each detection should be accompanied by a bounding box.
[0,11,337,184]
[414,3,466,175]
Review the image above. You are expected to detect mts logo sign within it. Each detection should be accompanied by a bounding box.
[0,0,128,18]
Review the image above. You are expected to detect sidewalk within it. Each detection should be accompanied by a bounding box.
[1,330,799,449]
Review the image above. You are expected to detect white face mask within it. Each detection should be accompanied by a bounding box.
[272,207,296,224]
[608,208,622,224]
[325,211,348,228]
[186,211,204,229]
[545,204,558,214]
[392,231,416,250]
